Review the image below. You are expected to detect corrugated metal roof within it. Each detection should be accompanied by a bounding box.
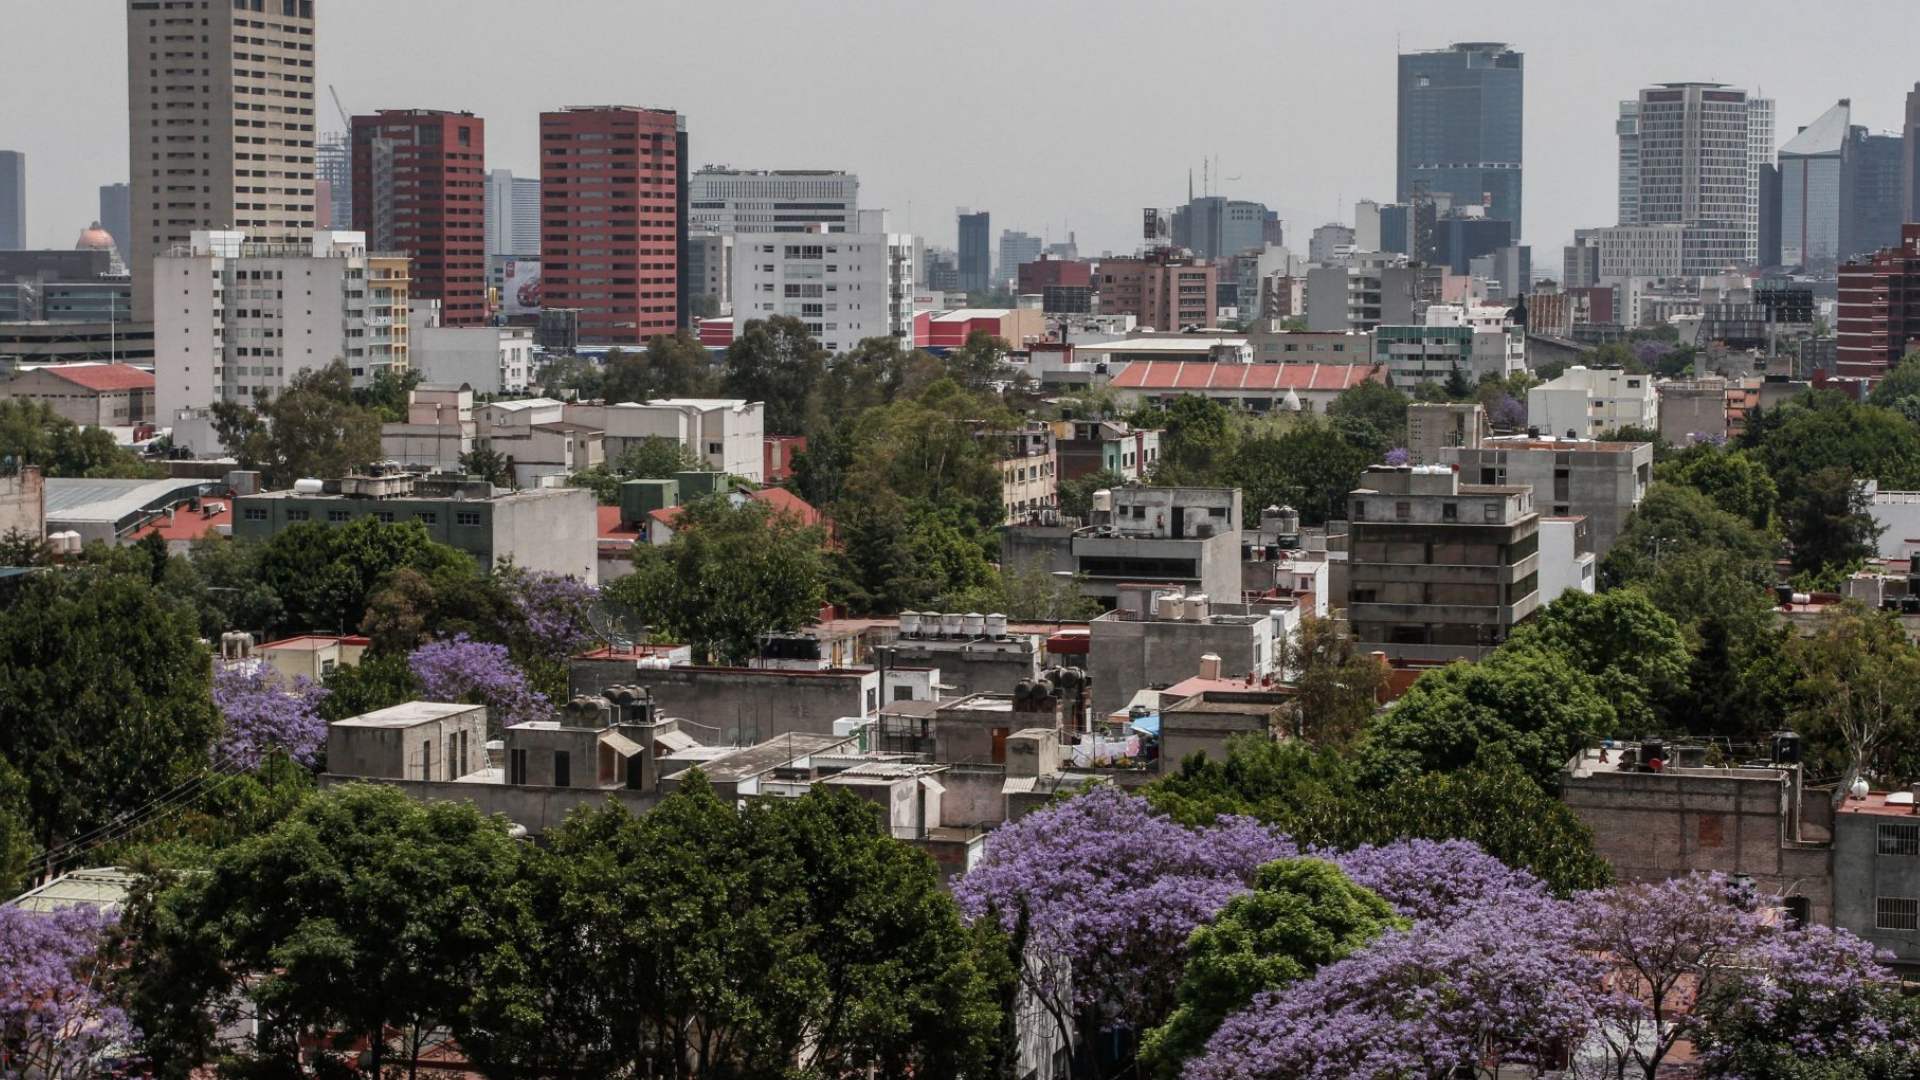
[7,867,139,912]
[44,478,211,524]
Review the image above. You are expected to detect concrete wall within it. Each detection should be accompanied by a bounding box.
[1834,811,1920,962]
[886,636,1042,697]
[0,466,43,538]
[319,774,659,835]
[1561,761,1832,923]
[1160,694,1283,765]
[1088,614,1274,718]
[939,762,1012,830]
[569,661,877,745]
[326,708,489,781]
[493,486,599,583]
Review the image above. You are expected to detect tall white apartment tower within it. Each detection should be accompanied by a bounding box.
[731,223,916,355]
[126,0,318,322]
[154,230,410,442]
[483,169,540,257]
[1628,82,1760,275]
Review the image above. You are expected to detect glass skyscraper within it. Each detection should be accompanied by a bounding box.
[1396,43,1524,236]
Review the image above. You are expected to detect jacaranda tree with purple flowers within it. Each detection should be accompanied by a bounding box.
[1327,838,1554,928]
[954,785,1292,1078]
[211,662,328,770]
[498,566,598,663]
[1186,896,1600,1080]
[408,634,549,733]
[0,904,137,1078]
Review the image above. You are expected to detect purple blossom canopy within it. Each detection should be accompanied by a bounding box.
[408,633,549,731]
[0,904,138,1076]
[1490,393,1526,429]
[1327,838,1553,928]
[501,568,598,663]
[954,785,1294,1030]
[212,661,328,769]
[1383,447,1412,467]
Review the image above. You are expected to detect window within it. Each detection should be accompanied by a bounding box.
[1880,823,1920,856]
[1483,504,1501,523]
[242,507,268,521]
[1394,501,1410,521]
[553,750,571,788]
[1352,500,1367,520]
[416,512,437,525]
[419,738,433,780]
[327,509,351,523]
[456,511,482,527]
[1877,896,1919,931]
[286,509,309,521]
[893,685,914,701]
[508,748,527,785]
[373,511,395,524]
[1442,502,1458,522]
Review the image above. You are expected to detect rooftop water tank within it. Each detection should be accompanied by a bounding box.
[985,612,1009,638]
[939,612,964,638]
[1185,594,1210,621]
[1155,591,1186,620]
[293,478,325,494]
[1092,489,1113,513]
[899,611,923,637]
[962,612,985,637]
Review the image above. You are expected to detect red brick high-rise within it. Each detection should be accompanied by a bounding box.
[1837,223,1920,380]
[540,106,683,345]
[350,110,487,326]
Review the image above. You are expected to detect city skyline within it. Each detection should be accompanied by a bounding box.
[6,0,1920,260]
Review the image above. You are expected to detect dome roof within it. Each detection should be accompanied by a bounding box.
[76,222,116,252]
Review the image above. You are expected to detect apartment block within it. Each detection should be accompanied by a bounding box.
[351,110,486,325]
[1837,224,1920,380]
[540,106,684,344]
[564,398,764,482]
[1346,464,1540,661]
[731,226,915,354]
[153,230,409,447]
[1405,402,1488,464]
[1068,486,1242,605]
[127,0,318,322]
[1372,303,1525,388]
[1097,251,1217,331]
[1526,365,1656,440]
[1444,435,1652,558]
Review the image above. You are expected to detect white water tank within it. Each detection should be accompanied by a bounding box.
[899,611,923,637]
[985,612,1009,638]
[293,478,325,494]
[1155,591,1186,620]
[1185,594,1210,621]
[1092,489,1113,513]
[962,612,985,637]
[940,612,964,638]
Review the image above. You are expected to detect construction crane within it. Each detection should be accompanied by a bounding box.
[328,83,351,132]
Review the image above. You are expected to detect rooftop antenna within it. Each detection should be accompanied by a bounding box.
[1188,168,1193,203]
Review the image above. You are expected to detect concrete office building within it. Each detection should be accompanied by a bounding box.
[408,303,532,395]
[540,106,684,345]
[1346,464,1540,661]
[1906,85,1920,226]
[1527,365,1657,440]
[1397,43,1524,234]
[997,230,1043,288]
[1625,83,1769,273]
[1445,435,1652,558]
[1594,223,1686,282]
[153,230,409,445]
[1616,102,1640,226]
[687,168,858,235]
[1405,401,1488,464]
[1174,197,1274,261]
[0,151,22,250]
[126,0,317,322]
[1304,262,1418,332]
[1097,251,1217,331]
[233,471,598,584]
[351,110,487,326]
[1372,303,1525,388]
[1776,100,1903,271]
[1067,486,1242,606]
[483,169,541,258]
[958,210,990,293]
[1308,223,1355,264]
[98,184,131,262]
[732,226,916,355]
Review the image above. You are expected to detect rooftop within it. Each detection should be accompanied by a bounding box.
[6,867,139,913]
[46,477,214,526]
[128,498,231,543]
[333,701,482,729]
[675,732,857,782]
[33,362,155,392]
[1837,791,1920,818]
[1110,361,1382,392]
[258,634,370,652]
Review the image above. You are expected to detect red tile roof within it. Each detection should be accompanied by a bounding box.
[41,363,156,393]
[750,487,821,527]
[1109,361,1382,392]
[595,504,641,541]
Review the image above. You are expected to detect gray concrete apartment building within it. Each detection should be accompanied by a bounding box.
[1443,435,1651,559]
[568,657,879,746]
[1833,794,1920,965]
[1088,584,1279,719]
[1070,486,1243,605]
[232,472,598,583]
[1405,402,1488,464]
[1346,464,1540,662]
[326,701,489,783]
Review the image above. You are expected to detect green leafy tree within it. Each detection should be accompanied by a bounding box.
[1781,465,1882,576]
[0,569,218,854]
[0,526,53,566]
[945,330,1012,393]
[256,518,477,637]
[1225,418,1376,525]
[1283,615,1385,748]
[1745,391,1920,510]
[0,756,33,896]
[1146,739,1612,894]
[1139,859,1401,1078]
[1154,395,1238,483]
[829,490,995,616]
[722,315,829,435]
[125,783,523,1075]
[0,399,159,478]
[212,361,383,487]
[613,437,703,479]
[1656,445,1777,530]
[610,496,827,663]
[1786,604,1920,790]
[1326,380,1410,447]
[351,365,422,423]
[940,559,1102,622]
[1059,467,1126,521]
[461,781,1000,1078]
[458,444,514,488]
[1358,649,1616,791]
[1502,588,1692,731]
[1865,349,1920,422]
[601,331,718,404]
[1601,483,1778,592]
[318,651,422,722]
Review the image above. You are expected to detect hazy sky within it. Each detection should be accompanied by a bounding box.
[7,0,1920,261]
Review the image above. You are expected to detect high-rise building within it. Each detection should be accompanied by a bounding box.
[0,152,23,249]
[997,230,1042,287]
[98,183,131,263]
[1904,85,1920,225]
[731,226,916,354]
[1308,223,1356,263]
[1779,100,1907,271]
[153,230,410,438]
[684,228,732,319]
[351,110,487,326]
[126,0,317,322]
[1616,102,1640,226]
[539,106,683,345]
[1837,224,1920,380]
[483,169,540,257]
[1397,42,1524,236]
[687,169,858,234]
[315,133,352,230]
[958,210,990,293]
[1172,197,1275,260]
[1627,83,1764,274]
[1097,250,1217,331]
